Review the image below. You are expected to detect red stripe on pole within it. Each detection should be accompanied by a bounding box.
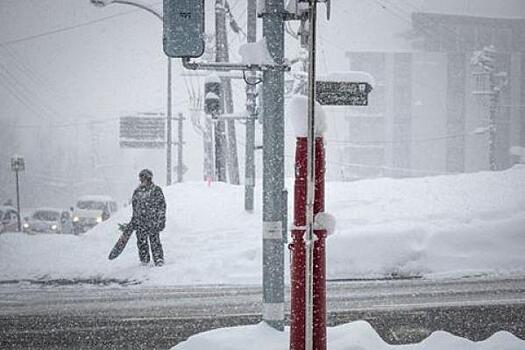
[290,137,326,350]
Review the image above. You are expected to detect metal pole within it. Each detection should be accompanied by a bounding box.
[262,0,285,331]
[177,112,184,182]
[109,0,162,21]
[15,170,21,232]
[244,0,257,211]
[489,74,498,171]
[214,0,229,182]
[167,57,173,186]
[305,1,317,349]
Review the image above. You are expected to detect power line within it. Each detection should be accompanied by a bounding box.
[373,0,467,51]
[0,100,189,129]
[0,9,140,47]
[235,134,453,177]
[0,49,66,122]
[0,62,56,123]
[324,157,453,176]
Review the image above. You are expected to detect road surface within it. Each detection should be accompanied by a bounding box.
[1,276,524,349]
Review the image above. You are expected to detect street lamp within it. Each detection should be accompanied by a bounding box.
[90,0,174,186]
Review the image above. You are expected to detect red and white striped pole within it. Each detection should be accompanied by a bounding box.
[290,136,326,350]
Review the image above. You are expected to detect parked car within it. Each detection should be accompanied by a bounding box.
[23,208,72,234]
[0,205,19,233]
[72,195,118,234]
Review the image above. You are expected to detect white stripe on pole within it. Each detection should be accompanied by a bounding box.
[263,221,283,239]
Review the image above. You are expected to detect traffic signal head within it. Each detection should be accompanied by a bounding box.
[204,75,223,115]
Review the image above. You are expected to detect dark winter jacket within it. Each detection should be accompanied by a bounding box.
[130,183,166,233]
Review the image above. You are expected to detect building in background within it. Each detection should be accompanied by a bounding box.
[330,11,525,181]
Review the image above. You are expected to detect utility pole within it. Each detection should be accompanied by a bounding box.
[216,0,240,184]
[170,0,290,331]
[213,0,228,182]
[176,112,184,182]
[167,58,173,185]
[488,73,498,171]
[262,0,286,331]
[244,0,257,211]
[471,45,508,171]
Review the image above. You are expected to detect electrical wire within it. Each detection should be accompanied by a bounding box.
[0,50,66,122]
[0,9,142,47]
[0,62,56,123]
[1,100,190,129]
[234,136,453,177]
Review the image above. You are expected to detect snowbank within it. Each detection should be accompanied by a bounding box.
[326,165,525,279]
[170,321,525,350]
[0,166,524,285]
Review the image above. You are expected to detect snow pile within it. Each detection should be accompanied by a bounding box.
[0,182,262,285]
[287,94,327,137]
[326,165,525,279]
[318,70,376,87]
[170,321,525,350]
[0,166,524,284]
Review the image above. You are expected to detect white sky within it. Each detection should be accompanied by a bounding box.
[0,0,524,207]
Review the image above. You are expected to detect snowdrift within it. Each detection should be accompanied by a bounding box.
[170,321,525,350]
[0,166,524,285]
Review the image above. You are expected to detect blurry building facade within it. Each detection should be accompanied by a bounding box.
[332,13,525,180]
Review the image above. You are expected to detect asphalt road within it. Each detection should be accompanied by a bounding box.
[1,276,524,349]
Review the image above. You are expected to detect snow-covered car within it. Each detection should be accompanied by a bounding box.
[72,195,118,234]
[0,205,20,233]
[23,208,72,234]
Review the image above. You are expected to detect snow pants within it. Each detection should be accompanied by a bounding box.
[136,229,164,266]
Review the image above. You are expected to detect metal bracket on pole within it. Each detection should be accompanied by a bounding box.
[182,57,290,72]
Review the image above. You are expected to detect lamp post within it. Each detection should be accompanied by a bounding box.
[90,0,174,186]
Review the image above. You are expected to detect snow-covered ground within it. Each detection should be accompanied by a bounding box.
[0,166,524,285]
[170,321,525,350]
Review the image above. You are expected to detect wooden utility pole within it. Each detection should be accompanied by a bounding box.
[215,0,240,184]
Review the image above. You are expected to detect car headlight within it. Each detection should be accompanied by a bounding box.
[23,223,29,229]
[51,224,58,230]
[73,216,79,222]
[96,216,102,223]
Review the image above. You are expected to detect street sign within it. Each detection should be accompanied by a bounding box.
[163,0,205,58]
[315,81,372,106]
[11,157,25,172]
[119,114,166,149]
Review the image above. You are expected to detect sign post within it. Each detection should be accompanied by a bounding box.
[11,156,25,232]
[304,2,318,349]
[288,2,374,349]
